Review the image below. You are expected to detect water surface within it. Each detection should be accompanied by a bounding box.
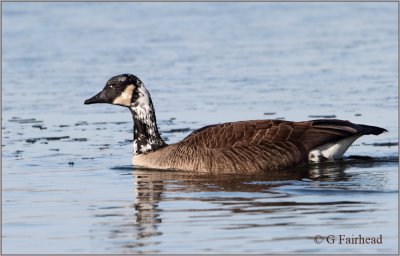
[2,2,398,254]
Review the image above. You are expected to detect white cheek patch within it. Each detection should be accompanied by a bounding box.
[113,84,134,106]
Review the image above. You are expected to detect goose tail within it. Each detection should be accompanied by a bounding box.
[357,124,387,135]
[308,120,387,162]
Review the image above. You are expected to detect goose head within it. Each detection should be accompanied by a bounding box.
[84,74,166,154]
[84,74,140,107]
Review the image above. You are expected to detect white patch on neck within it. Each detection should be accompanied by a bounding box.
[132,85,152,118]
[132,84,155,132]
[133,136,156,155]
[132,83,158,155]
[113,84,134,106]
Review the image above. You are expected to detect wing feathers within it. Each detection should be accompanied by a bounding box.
[175,119,386,171]
[184,119,384,149]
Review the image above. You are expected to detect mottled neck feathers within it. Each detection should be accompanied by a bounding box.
[131,83,166,155]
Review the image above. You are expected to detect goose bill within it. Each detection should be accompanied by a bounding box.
[84,90,108,105]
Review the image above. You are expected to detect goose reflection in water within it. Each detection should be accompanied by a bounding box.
[97,156,397,253]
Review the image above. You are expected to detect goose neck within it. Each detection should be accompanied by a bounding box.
[130,86,166,155]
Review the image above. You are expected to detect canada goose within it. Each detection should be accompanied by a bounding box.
[84,74,387,174]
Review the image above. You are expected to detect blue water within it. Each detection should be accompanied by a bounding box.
[2,2,398,254]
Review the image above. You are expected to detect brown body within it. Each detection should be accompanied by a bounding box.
[133,119,386,174]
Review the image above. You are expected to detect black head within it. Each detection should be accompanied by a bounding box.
[84,74,140,107]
